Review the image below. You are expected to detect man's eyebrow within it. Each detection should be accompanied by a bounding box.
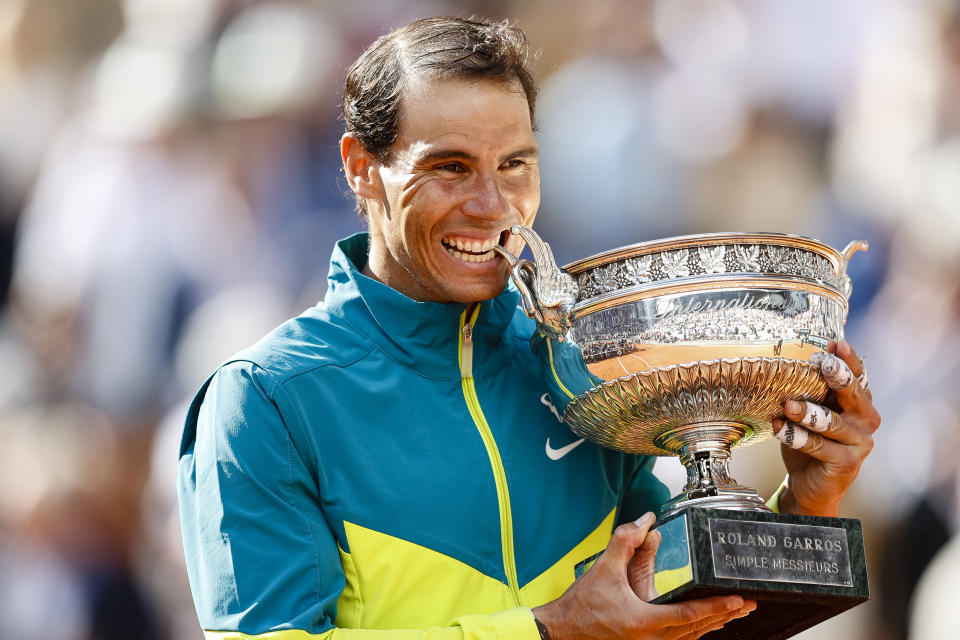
[414,149,480,165]
[506,146,539,160]
[413,145,539,165]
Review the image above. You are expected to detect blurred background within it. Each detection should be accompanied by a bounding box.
[0,0,958,638]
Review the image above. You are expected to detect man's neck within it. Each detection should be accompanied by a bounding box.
[362,258,479,318]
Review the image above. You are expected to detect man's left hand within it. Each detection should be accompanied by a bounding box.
[773,339,881,517]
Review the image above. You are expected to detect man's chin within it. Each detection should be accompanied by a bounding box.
[447,277,510,306]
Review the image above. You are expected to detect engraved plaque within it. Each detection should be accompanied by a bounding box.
[709,518,853,587]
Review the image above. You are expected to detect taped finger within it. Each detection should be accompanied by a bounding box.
[857,367,869,391]
[795,401,837,433]
[774,420,810,450]
[811,352,855,390]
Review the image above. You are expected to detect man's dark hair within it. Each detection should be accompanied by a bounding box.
[342,16,537,214]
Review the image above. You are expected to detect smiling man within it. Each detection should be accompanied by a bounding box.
[178,16,879,640]
[343,73,539,306]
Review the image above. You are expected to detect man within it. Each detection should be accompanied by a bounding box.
[178,16,880,640]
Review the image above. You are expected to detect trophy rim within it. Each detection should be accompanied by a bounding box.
[561,231,845,275]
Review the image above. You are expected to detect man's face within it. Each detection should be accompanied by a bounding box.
[364,76,540,304]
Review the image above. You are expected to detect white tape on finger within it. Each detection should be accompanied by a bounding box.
[799,402,833,433]
[775,421,810,450]
[857,368,869,391]
[818,353,855,390]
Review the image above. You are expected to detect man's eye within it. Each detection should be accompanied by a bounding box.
[504,159,525,169]
[438,163,465,173]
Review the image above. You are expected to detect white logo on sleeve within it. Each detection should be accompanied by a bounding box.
[545,437,586,460]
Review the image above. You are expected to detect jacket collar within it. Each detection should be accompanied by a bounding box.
[322,233,519,380]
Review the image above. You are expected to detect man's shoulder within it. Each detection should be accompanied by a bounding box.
[222,303,375,392]
[179,303,374,454]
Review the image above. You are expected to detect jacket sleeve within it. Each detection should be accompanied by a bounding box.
[177,361,540,640]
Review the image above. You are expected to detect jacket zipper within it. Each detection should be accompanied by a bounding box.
[459,308,522,606]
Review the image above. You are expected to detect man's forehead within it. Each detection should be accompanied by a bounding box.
[391,75,535,160]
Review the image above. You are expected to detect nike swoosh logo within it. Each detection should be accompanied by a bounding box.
[545,437,586,460]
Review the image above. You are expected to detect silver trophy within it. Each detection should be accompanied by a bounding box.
[495,226,868,517]
[496,226,872,638]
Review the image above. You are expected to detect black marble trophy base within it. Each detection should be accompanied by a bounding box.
[648,508,869,640]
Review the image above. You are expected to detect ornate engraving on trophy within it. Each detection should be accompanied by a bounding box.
[575,242,844,300]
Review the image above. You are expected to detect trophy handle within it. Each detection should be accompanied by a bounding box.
[492,226,579,340]
[837,240,869,299]
[493,248,544,324]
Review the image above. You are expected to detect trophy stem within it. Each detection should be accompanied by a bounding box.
[655,421,771,519]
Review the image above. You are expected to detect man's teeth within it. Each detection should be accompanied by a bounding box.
[442,236,499,263]
[444,245,495,263]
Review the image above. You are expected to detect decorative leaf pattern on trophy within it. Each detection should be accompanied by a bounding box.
[623,255,653,284]
[823,257,843,289]
[733,244,762,271]
[697,246,726,274]
[809,255,828,283]
[574,243,852,302]
[765,246,795,273]
[796,250,820,281]
[661,249,690,278]
[577,271,599,299]
[592,264,619,294]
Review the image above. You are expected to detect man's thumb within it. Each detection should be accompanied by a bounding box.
[597,512,657,571]
[627,528,662,602]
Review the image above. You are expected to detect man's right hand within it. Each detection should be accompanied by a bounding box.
[531,512,756,640]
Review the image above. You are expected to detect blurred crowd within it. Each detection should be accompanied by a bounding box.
[1,0,959,639]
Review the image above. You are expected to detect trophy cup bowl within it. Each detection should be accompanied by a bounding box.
[495,226,871,640]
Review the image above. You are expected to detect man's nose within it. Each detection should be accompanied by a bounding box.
[462,174,510,219]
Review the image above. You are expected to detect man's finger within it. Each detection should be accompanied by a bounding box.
[784,400,837,434]
[829,340,873,400]
[773,419,810,450]
[671,616,729,640]
[628,529,662,602]
[831,340,862,374]
[647,594,745,628]
[781,399,869,446]
[773,419,860,462]
[809,351,855,390]
[598,512,657,571]
[670,602,755,639]
[810,350,874,411]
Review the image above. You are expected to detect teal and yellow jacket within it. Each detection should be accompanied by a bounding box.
[177,234,670,640]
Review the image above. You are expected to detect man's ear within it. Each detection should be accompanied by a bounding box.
[341,133,382,201]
